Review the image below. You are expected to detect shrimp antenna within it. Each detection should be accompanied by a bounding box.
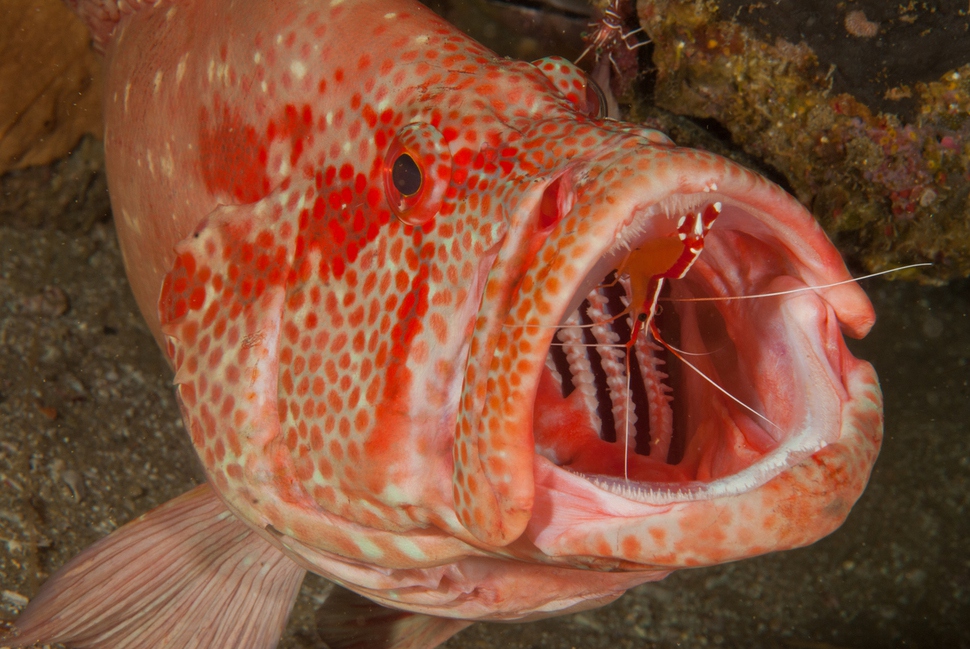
[665,263,933,303]
[648,321,781,432]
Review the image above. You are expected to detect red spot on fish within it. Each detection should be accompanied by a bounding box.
[198,98,270,203]
[198,99,313,203]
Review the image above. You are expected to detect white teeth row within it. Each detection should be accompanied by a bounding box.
[556,308,603,434]
[544,353,564,386]
[547,279,675,460]
[585,286,636,450]
[637,335,674,462]
[585,474,694,502]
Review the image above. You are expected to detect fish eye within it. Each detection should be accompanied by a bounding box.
[391,153,422,196]
[382,123,452,226]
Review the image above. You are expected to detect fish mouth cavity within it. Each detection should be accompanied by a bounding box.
[531,196,843,505]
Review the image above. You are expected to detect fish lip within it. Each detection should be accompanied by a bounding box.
[522,149,876,505]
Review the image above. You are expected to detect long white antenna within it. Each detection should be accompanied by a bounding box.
[649,322,780,431]
[666,263,933,303]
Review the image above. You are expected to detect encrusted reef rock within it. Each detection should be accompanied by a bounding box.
[636,0,970,282]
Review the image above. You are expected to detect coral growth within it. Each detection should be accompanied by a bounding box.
[636,0,970,282]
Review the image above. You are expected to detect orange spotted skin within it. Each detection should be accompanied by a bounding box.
[90,0,883,623]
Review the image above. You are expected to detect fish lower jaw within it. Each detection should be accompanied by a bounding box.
[530,203,859,506]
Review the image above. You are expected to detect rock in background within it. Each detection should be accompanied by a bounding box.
[635,0,970,282]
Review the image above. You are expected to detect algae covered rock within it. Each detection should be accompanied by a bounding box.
[636,0,970,282]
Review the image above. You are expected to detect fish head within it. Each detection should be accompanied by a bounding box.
[365,51,883,563]
[151,0,881,583]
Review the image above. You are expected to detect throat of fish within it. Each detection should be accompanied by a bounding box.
[514,203,896,506]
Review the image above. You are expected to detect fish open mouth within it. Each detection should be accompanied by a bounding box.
[530,193,859,505]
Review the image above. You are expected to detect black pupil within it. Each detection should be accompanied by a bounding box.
[392,154,422,196]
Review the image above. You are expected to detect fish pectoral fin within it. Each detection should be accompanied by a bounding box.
[316,585,473,649]
[6,484,306,649]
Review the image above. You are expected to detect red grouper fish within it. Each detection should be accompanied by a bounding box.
[5,0,882,647]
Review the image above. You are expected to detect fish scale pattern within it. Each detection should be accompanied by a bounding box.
[155,0,632,549]
[158,179,485,568]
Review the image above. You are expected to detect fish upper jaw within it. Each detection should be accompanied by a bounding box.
[456,141,882,564]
